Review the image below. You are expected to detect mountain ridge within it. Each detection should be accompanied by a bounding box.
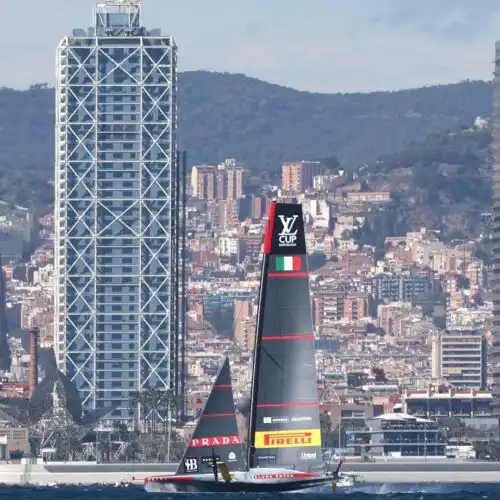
[0,71,493,207]
[179,72,492,168]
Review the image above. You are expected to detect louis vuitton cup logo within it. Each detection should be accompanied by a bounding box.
[277,215,299,247]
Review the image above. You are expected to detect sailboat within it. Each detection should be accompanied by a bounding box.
[145,202,341,493]
[144,357,246,492]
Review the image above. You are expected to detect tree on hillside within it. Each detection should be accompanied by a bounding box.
[317,155,340,172]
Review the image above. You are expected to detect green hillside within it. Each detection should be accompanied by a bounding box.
[0,72,493,207]
[360,125,492,242]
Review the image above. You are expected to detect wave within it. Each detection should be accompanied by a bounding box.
[1,483,498,499]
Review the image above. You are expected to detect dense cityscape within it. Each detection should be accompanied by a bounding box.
[0,0,499,484]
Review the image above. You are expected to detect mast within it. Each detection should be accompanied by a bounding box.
[246,203,274,467]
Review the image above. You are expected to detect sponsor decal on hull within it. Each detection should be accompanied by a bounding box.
[188,435,241,447]
[255,429,321,448]
[254,472,318,480]
[277,215,299,248]
[183,457,198,472]
[201,455,220,465]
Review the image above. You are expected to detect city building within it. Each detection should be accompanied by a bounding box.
[320,400,381,430]
[54,0,185,423]
[343,293,370,322]
[0,254,10,371]
[22,210,40,262]
[282,161,323,193]
[217,200,240,231]
[492,41,500,413]
[191,159,244,201]
[238,194,268,220]
[222,159,245,200]
[431,330,487,389]
[233,300,256,351]
[312,290,345,329]
[346,406,446,458]
[0,428,29,459]
[377,302,413,335]
[203,290,256,318]
[404,388,496,429]
[313,174,345,192]
[238,235,263,263]
[191,165,217,200]
[218,236,239,257]
[443,273,464,310]
[346,191,391,204]
[372,274,433,304]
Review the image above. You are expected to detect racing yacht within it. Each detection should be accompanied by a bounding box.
[145,202,342,493]
[144,357,247,492]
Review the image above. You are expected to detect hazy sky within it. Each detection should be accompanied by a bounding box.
[2,0,500,93]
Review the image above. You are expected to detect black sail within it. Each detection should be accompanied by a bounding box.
[247,202,323,472]
[177,357,245,475]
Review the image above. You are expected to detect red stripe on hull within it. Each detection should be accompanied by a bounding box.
[145,476,193,482]
[262,335,314,341]
[267,272,309,278]
[256,402,319,408]
[263,201,276,254]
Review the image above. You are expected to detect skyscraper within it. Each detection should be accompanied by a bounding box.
[493,42,500,411]
[54,0,185,424]
[22,209,40,262]
[0,254,11,372]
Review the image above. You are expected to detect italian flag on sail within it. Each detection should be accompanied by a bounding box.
[275,255,302,272]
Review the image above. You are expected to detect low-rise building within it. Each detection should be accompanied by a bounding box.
[346,406,446,458]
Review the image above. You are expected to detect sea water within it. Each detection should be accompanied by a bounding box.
[0,484,499,499]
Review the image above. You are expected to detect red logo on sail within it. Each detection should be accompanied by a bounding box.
[188,435,241,448]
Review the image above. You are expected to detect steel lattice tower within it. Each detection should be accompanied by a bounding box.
[492,41,500,413]
[55,0,182,424]
[0,254,10,372]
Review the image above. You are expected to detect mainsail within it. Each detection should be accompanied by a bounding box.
[177,357,245,475]
[247,201,323,472]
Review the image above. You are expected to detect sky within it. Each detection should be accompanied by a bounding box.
[2,0,500,93]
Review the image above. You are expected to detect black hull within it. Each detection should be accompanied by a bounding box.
[147,477,333,493]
